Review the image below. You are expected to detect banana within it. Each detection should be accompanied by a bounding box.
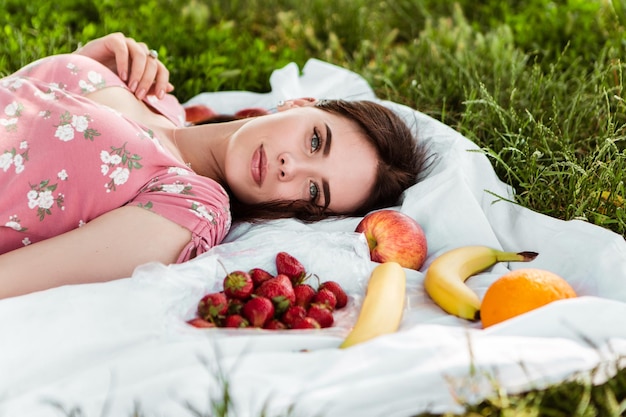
[424,246,538,321]
[340,262,406,348]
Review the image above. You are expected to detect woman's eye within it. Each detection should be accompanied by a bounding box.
[311,129,321,153]
[309,181,319,202]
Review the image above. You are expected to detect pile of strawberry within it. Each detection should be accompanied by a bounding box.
[187,251,348,330]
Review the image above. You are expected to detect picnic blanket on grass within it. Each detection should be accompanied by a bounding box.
[2,59,626,417]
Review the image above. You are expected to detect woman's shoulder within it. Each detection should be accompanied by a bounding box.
[8,54,126,96]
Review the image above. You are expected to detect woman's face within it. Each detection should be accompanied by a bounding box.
[224,106,378,213]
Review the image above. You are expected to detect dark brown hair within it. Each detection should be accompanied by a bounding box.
[227,99,430,222]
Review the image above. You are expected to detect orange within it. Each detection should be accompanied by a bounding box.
[480,268,577,328]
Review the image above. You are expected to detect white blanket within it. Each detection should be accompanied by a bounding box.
[2,59,626,417]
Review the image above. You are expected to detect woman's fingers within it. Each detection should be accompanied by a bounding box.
[152,65,172,99]
[77,33,173,100]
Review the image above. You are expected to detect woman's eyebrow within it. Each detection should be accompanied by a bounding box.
[322,180,330,209]
[323,123,332,156]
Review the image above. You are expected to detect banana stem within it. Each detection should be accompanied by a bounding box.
[495,250,539,262]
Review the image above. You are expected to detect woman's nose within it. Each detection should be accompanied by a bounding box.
[278,153,292,181]
[278,153,302,181]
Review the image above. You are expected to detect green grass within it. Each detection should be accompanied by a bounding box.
[2,0,626,415]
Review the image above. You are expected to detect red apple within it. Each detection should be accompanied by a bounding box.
[355,209,427,270]
[184,104,217,124]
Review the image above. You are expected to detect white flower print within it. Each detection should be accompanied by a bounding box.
[188,200,216,223]
[161,183,187,194]
[72,115,89,132]
[1,77,23,90]
[167,166,191,176]
[0,117,18,131]
[78,79,96,93]
[0,153,12,172]
[55,111,100,141]
[55,123,75,141]
[87,71,103,85]
[58,169,68,180]
[13,154,24,174]
[78,70,105,93]
[109,167,130,185]
[22,238,31,246]
[78,220,86,227]
[35,90,57,101]
[0,143,29,173]
[39,110,51,119]
[100,143,142,192]
[37,190,54,210]
[66,62,79,74]
[5,101,21,117]
[27,180,64,220]
[5,215,27,232]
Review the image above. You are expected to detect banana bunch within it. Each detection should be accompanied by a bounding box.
[424,246,538,320]
[340,262,406,348]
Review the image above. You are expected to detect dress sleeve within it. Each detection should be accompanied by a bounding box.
[127,167,232,263]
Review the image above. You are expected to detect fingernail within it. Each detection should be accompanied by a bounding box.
[157,89,165,99]
[129,80,138,92]
[121,71,128,81]
[136,89,146,99]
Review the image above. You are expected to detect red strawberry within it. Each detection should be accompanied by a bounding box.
[249,267,274,288]
[281,305,307,328]
[292,316,321,329]
[187,317,216,328]
[276,252,307,284]
[307,303,334,328]
[197,292,228,323]
[223,270,254,300]
[255,274,295,315]
[293,284,316,309]
[242,296,275,328]
[264,319,287,330]
[227,298,245,315]
[318,281,348,309]
[312,288,337,311]
[224,314,249,328]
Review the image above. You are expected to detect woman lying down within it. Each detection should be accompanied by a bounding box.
[0,32,429,299]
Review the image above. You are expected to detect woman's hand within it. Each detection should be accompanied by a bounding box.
[75,32,174,100]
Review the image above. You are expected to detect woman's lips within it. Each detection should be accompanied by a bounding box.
[251,145,266,186]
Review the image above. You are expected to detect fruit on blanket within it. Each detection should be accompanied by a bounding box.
[312,288,337,310]
[293,283,316,308]
[307,303,334,328]
[187,252,350,330]
[243,296,275,328]
[255,274,296,314]
[481,268,577,328]
[187,317,216,328]
[318,281,348,308]
[423,246,539,321]
[355,209,428,270]
[184,104,217,124]
[281,305,307,327]
[197,292,228,323]
[224,314,249,328]
[276,251,307,284]
[264,319,288,330]
[249,267,274,287]
[340,262,406,348]
[292,316,321,329]
[223,270,254,300]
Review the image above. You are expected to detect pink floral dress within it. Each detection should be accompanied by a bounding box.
[0,54,231,262]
